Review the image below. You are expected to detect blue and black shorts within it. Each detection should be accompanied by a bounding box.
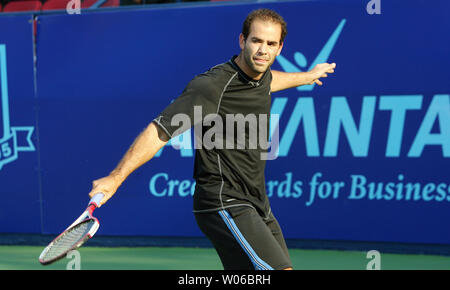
[194,206,292,270]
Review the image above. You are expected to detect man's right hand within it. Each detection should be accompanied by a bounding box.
[88,174,121,207]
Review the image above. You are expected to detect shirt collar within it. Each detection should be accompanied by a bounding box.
[229,55,268,87]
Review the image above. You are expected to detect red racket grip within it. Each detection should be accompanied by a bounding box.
[87,193,104,215]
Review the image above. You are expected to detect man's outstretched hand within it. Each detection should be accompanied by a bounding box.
[308,62,336,86]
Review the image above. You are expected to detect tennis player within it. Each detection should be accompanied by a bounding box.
[89,8,335,270]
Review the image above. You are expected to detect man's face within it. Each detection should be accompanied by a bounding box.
[240,19,284,75]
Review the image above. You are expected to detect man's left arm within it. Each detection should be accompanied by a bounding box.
[270,62,336,93]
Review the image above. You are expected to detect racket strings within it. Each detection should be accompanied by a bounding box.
[42,219,95,261]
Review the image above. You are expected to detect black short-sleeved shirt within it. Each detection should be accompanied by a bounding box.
[152,55,272,217]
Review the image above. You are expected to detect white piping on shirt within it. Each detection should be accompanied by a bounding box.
[216,72,238,210]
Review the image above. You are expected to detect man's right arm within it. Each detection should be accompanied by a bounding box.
[88,74,221,206]
[88,122,169,206]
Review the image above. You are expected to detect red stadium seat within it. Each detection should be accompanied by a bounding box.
[41,0,72,10]
[3,0,42,12]
[80,0,95,7]
[100,0,119,7]
[41,0,119,10]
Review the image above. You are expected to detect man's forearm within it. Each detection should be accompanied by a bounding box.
[110,122,168,185]
[270,63,336,93]
[88,122,169,206]
[270,70,313,92]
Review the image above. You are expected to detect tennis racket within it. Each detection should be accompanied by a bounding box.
[38,193,104,265]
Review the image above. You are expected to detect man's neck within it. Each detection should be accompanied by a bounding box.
[234,54,264,81]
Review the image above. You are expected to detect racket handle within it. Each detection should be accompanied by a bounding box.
[89,193,104,208]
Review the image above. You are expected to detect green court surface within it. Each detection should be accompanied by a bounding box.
[1,245,450,270]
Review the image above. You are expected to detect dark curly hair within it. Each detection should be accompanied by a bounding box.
[242,8,288,44]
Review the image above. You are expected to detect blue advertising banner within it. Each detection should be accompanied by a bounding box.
[1,0,449,245]
[0,15,39,233]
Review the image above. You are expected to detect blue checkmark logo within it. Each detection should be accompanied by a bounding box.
[276,19,346,91]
